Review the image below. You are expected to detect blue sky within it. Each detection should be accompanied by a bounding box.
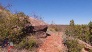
[0,0,92,24]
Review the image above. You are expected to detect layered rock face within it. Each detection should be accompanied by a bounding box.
[23,17,49,38]
[23,25,49,38]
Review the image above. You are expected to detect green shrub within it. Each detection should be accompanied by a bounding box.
[16,37,37,50]
[0,5,30,43]
[70,20,74,26]
[28,39,36,49]
[65,24,91,44]
[65,39,84,52]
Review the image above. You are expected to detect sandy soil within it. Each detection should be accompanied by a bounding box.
[38,32,66,52]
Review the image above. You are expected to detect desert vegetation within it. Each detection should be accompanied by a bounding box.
[64,20,92,52]
[0,2,92,52]
[0,4,40,51]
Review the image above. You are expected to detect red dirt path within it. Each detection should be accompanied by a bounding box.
[38,32,66,52]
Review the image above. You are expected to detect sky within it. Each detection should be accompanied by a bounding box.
[0,0,92,25]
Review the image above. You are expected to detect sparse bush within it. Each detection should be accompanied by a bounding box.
[88,21,92,44]
[0,5,30,43]
[65,20,92,52]
[0,5,38,52]
[70,20,74,26]
[65,20,91,44]
[65,39,84,52]
[16,36,37,50]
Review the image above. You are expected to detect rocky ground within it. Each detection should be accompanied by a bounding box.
[38,32,67,52]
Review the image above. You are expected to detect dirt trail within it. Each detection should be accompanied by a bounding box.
[38,32,66,52]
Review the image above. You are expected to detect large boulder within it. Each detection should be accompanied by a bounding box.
[22,17,49,38]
